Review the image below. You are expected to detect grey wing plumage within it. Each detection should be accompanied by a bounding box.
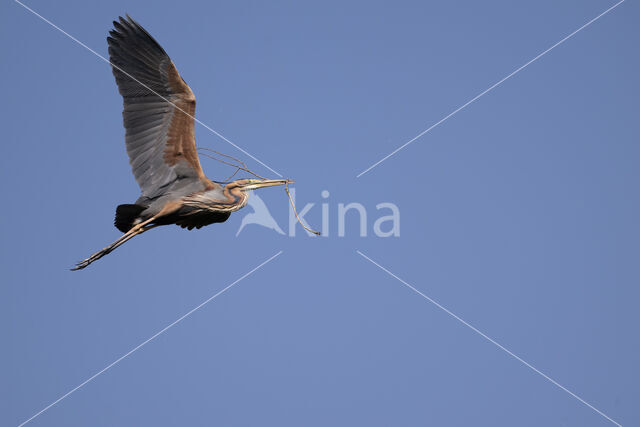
[107,15,209,198]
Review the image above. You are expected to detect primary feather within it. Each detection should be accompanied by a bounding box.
[107,15,209,198]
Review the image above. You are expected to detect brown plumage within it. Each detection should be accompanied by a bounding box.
[72,15,287,270]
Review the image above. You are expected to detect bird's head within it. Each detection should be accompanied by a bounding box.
[227,178,290,192]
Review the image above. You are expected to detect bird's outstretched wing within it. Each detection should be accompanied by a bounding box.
[107,15,209,198]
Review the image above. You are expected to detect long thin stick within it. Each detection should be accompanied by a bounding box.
[221,167,241,183]
[285,181,320,236]
[199,152,267,181]
[197,147,249,170]
[197,147,268,181]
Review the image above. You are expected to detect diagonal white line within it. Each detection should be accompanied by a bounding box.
[356,250,622,426]
[356,0,625,178]
[17,250,283,427]
[14,0,283,178]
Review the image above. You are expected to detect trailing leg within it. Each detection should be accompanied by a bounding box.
[71,218,159,270]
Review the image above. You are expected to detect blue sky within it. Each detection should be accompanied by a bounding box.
[2,0,638,426]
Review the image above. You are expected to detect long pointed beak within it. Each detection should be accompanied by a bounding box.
[242,179,289,191]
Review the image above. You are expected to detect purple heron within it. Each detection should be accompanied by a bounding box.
[72,16,287,270]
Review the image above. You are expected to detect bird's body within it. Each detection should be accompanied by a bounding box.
[73,16,287,270]
[118,179,246,233]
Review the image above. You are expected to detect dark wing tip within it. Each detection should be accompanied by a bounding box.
[108,14,168,57]
[124,13,137,26]
[111,15,140,37]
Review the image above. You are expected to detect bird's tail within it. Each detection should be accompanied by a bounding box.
[114,204,146,232]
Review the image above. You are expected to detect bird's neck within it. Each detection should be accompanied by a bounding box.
[183,187,248,212]
[223,186,249,211]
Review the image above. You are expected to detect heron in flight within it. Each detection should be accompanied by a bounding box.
[73,16,288,270]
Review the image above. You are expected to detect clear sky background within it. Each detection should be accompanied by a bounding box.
[2,0,638,426]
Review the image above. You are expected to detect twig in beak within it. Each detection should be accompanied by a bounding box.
[197,148,268,181]
[285,180,321,236]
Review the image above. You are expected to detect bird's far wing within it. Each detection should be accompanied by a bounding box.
[107,15,209,197]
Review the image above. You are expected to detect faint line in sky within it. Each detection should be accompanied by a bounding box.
[14,0,283,177]
[356,250,622,426]
[17,251,283,427]
[356,0,625,178]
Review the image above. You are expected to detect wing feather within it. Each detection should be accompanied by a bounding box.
[107,15,210,198]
